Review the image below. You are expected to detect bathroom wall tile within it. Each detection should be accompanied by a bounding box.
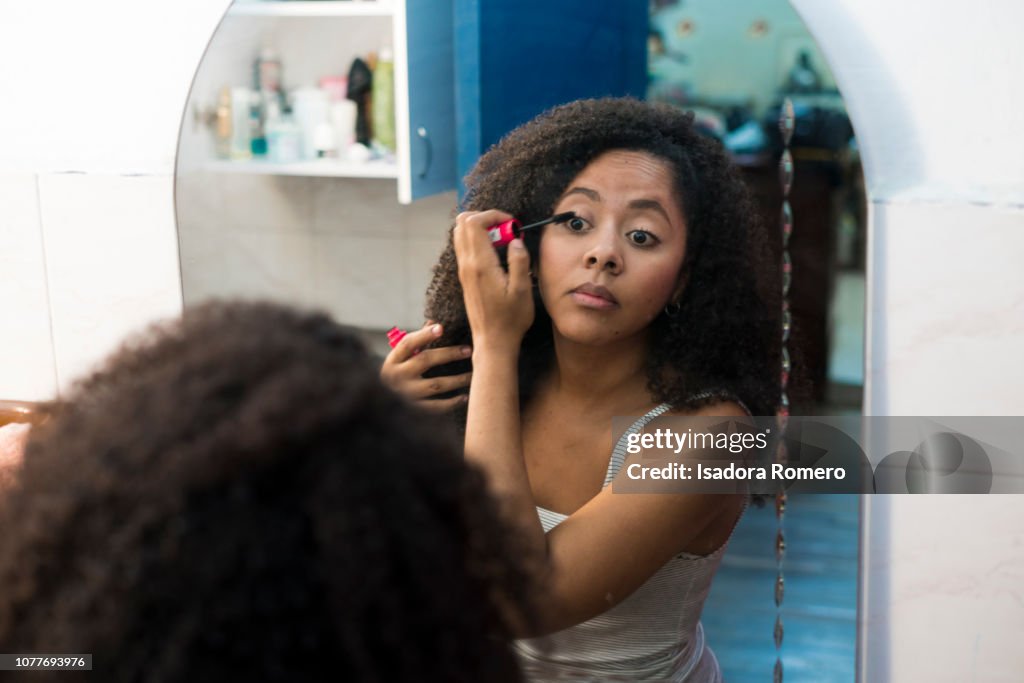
[212,229,316,306]
[861,495,1024,682]
[312,235,405,330]
[867,201,1024,415]
[862,200,1024,683]
[312,178,407,238]
[173,169,226,237]
[404,235,450,328]
[175,169,230,306]
[404,190,457,238]
[37,173,183,393]
[176,221,231,306]
[312,182,456,241]
[0,172,58,401]
[218,173,314,234]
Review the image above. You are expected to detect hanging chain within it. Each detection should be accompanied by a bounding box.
[774,97,795,683]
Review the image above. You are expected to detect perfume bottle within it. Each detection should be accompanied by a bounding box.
[214,86,232,160]
[229,87,253,160]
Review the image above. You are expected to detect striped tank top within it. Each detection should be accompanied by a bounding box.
[514,402,750,682]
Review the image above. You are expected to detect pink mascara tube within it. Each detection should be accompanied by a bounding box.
[486,211,575,247]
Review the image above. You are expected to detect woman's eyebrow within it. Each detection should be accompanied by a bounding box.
[559,189,673,225]
[560,187,601,202]
[628,198,671,224]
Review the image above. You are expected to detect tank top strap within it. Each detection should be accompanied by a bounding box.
[603,403,673,486]
[685,388,753,417]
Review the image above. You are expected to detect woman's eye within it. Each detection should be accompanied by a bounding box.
[627,230,656,246]
[567,217,588,232]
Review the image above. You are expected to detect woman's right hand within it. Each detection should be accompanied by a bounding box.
[380,322,473,412]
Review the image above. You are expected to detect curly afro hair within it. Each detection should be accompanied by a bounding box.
[425,97,781,418]
[0,301,536,683]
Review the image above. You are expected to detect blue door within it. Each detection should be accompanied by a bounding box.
[405,0,647,202]
[454,0,648,198]
[405,0,458,202]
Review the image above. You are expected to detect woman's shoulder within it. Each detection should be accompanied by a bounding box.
[664,394,751,418]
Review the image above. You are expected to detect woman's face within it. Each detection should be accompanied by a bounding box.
[537,150,688,347]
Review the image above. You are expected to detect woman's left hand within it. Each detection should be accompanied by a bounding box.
[453,210,534,354]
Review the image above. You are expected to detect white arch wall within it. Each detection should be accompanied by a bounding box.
[0,0,232,399]
[791,1,1024,681]
[1,1,1023,679]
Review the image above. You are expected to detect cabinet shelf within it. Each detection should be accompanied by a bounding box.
[228,1,393,18]
[205,158,398,179]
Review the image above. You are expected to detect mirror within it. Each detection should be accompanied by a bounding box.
[175,1,864,679]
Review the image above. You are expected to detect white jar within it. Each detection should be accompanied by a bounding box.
[290,88,330,161]
[329,99,358,151]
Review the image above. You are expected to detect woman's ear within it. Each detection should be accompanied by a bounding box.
[670,270,689,305]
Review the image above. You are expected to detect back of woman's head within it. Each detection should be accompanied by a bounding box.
[0,301,531,682]
[426,97,781,417]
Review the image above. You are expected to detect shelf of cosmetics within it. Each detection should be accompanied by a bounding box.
[228,1,394,18]
[202,48,396,178]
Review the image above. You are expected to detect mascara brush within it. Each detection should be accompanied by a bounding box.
[487,211,576,247]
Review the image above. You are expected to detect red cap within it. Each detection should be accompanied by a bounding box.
[487,219,521,247]
[386,326,407,348]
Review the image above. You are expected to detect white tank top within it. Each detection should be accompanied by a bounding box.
[514,402,749,682]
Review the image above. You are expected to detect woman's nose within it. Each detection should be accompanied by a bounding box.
[583,230,623,274]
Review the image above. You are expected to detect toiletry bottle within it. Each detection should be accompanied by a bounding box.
[319,75,348,103]
[230,87,253,160]
[346,57,373,147]
[255,47,282,96]
[215,86,232,160]
[372,47,395,152]
[291,88,330,161]
[330,99,358,159]
[314,122,337,159]
[254,47,285,132]
[249,90,267,157]
[267,115,302,164]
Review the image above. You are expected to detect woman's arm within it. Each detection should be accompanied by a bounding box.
[453,210,548,553]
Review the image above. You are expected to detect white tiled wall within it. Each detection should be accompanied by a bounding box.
[175,171,454,332]
[0,172,57,401]
[38,173,184,392]
[790,1,1024,680]
[867,201,1024,416]
[0,0,230,401]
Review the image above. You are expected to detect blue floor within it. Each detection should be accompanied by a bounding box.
[701,494,860,682]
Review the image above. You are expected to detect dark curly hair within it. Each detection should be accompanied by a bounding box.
[425,97,781,418]
[0,301,536,682]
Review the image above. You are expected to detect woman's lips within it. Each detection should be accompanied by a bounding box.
[569,284,618,310]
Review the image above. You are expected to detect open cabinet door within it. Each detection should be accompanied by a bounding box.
[453,0,648,200]
[396,0,459,204]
